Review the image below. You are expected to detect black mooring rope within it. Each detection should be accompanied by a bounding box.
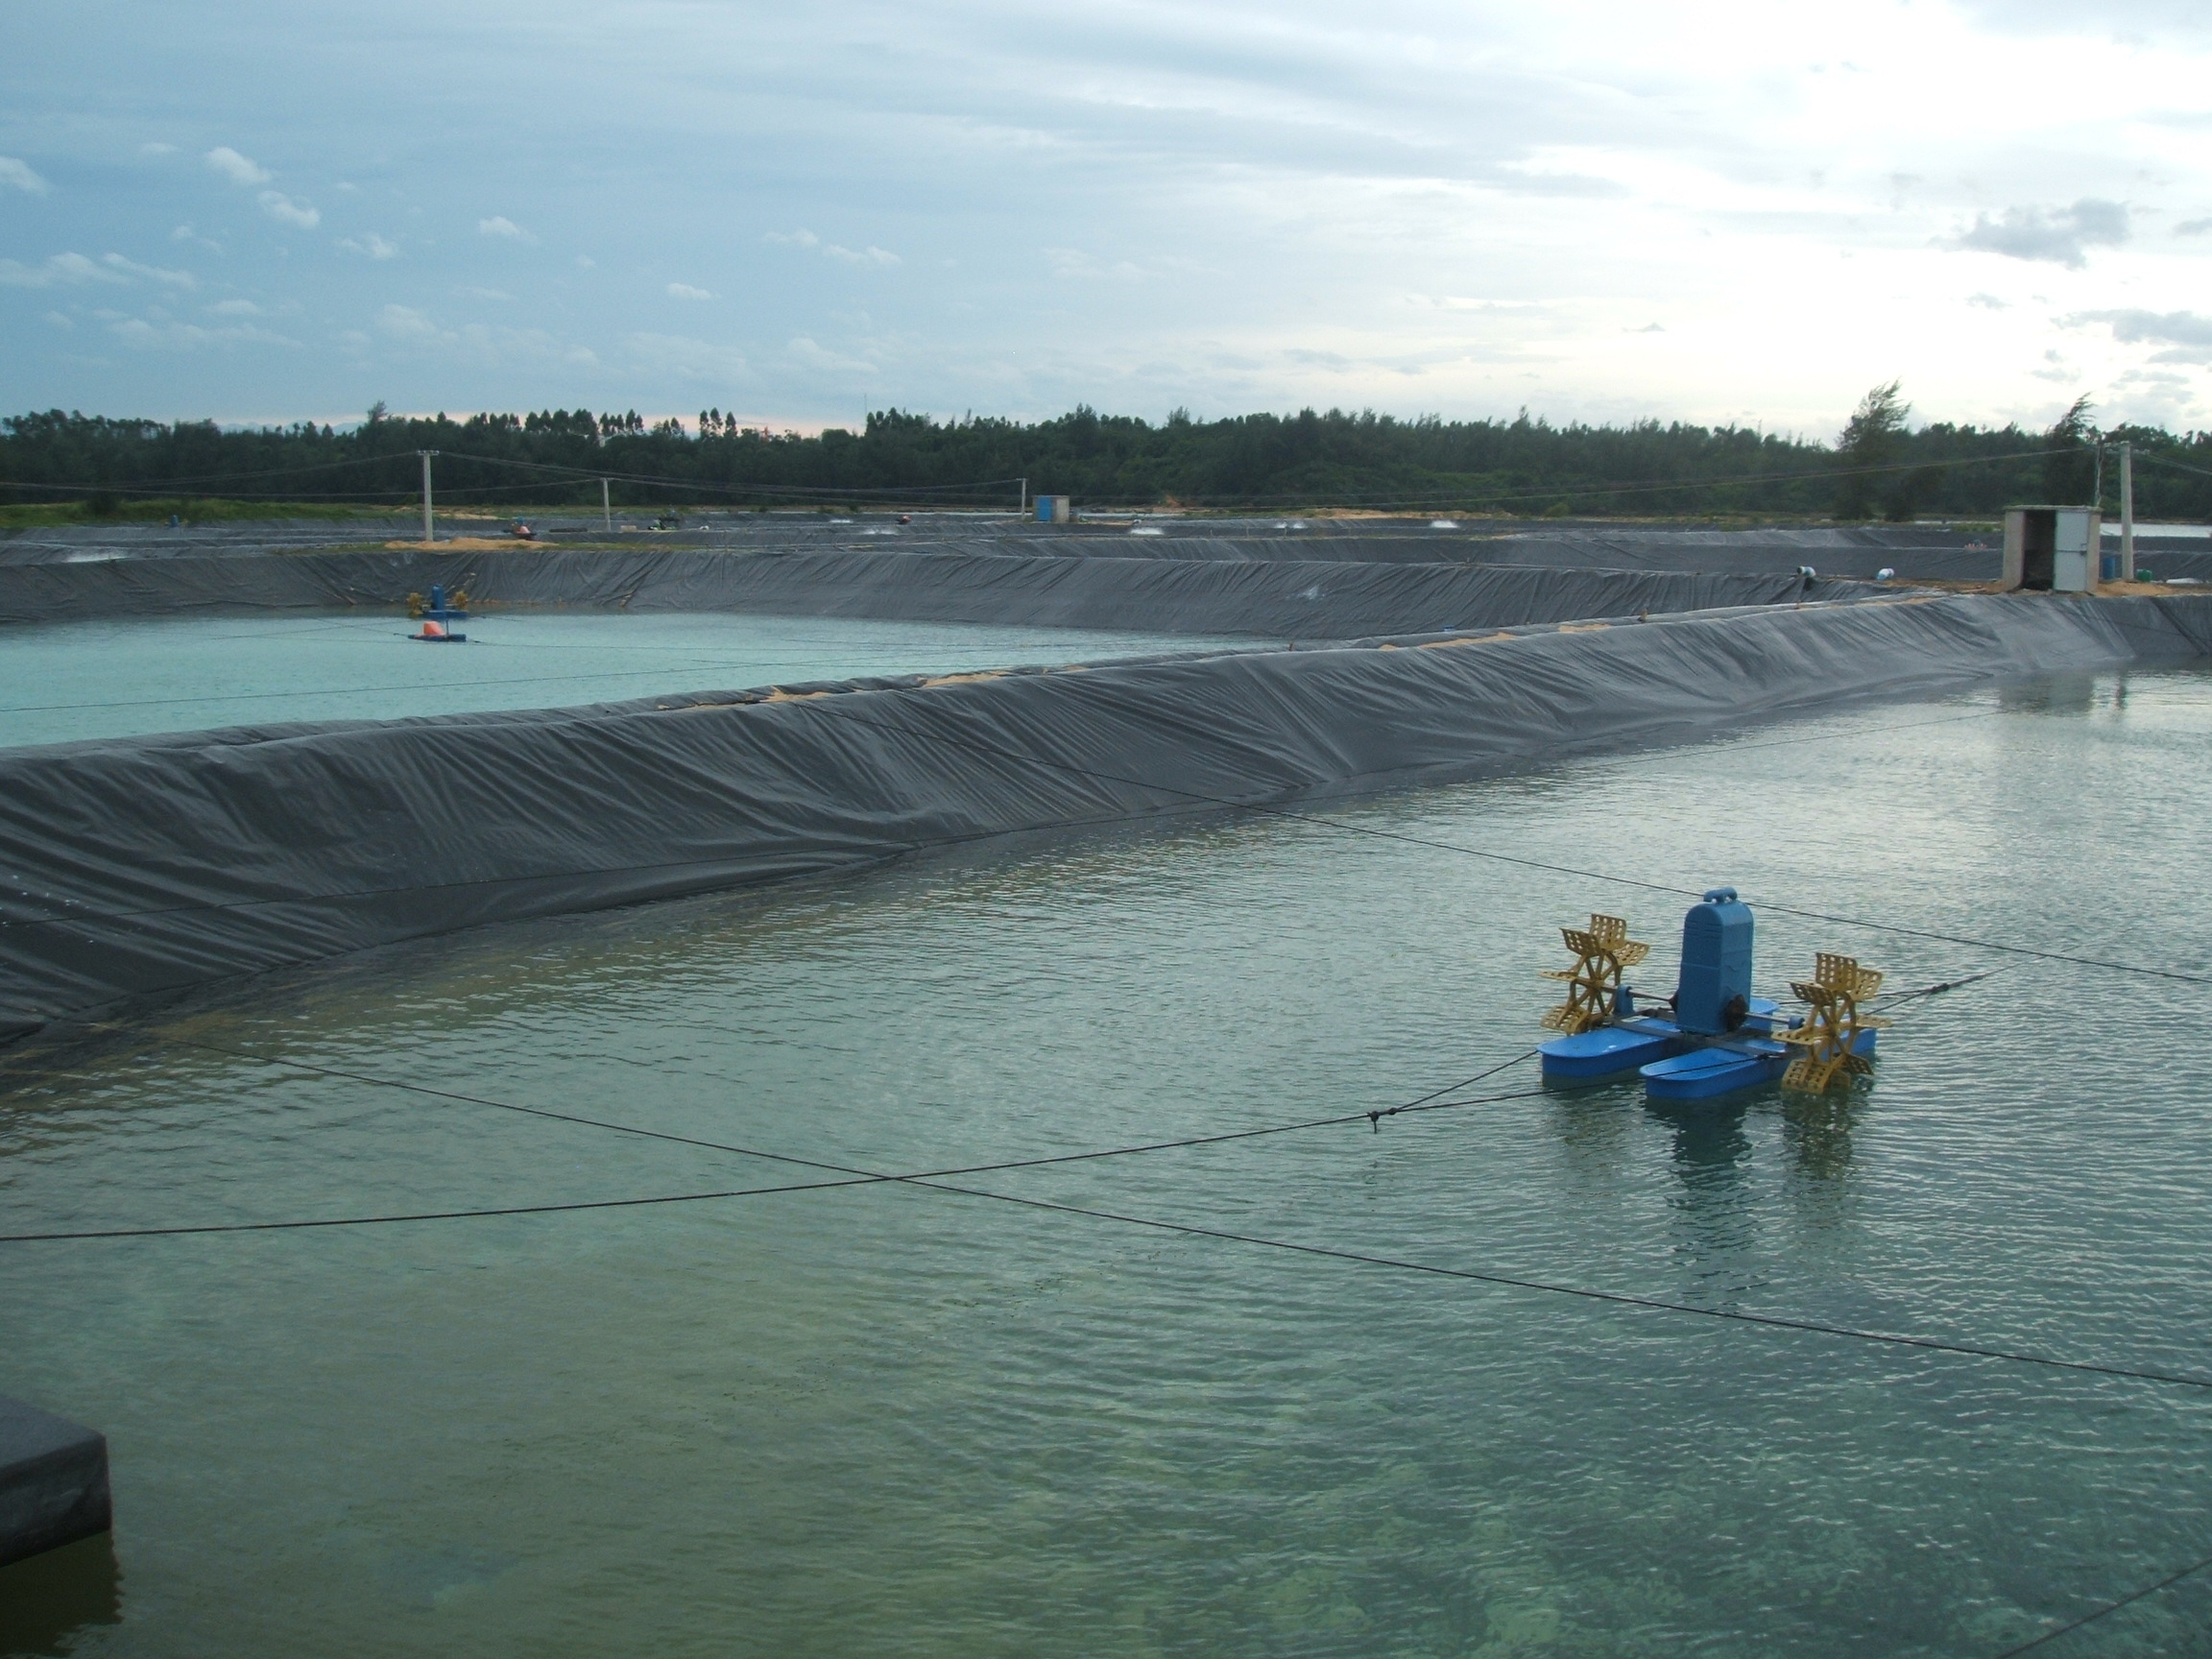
[1989,1545,2212,1655]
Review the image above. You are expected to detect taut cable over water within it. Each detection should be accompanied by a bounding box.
[14,977,2211,1401]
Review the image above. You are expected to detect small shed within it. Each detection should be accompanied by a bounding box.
[2001,507,2104,593]
[1034,494,1072,524]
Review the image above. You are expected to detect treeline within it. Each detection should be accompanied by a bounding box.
[4,396,2209,519]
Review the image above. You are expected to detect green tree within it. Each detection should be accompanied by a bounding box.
[1834,381,1910,519]
[2041,394,2097,503]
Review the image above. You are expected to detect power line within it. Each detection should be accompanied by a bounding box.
[23,974,2212,1401]
[18,1018,2212,1396]
[0,1173,878,1240]
[901,1178,2212,1393]
[0,453,407,492]
[1141,445,2071,514]
[1991,1548,2212,1656]
[2128,450,2212,487]
[805,699,2212,989]
[0,450,1022,506]
[0,1033,1544,1239]
[2,440,2075,516]
[433,447,1026,501]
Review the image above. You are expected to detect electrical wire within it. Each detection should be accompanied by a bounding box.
[15,995,2212,1398]
[800,699,2212,989]
[1864,967,2006,1011]
[0,446,1022,505]
[0,1037,1545,1239]
[1129,445,2069,514]
[900,1178,2212,1393]
[0,453,408,492]
[2128,449,2212,487]
[3,440,2075,516]
[432,447,1028,501]
[1989,1548,2212,1656]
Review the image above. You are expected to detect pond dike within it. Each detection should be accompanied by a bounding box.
[1,591,2206,1039]
[0,545,1867,636]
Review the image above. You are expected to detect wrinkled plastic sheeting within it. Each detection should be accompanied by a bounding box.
[0,546,1868,637]
[1,592,2207,1039]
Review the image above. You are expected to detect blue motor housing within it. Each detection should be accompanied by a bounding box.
[1675,887,1754,1035]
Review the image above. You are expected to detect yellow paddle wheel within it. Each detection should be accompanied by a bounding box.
[1779,953,1889,1092]
[1541,914,1650,1035]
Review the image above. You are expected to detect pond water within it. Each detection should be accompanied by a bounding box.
[4,669,2212,1656]
[0,613,1259,748]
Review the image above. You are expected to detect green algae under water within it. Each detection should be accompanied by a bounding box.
[5,669,2212,1656]
[0,612,1262,749]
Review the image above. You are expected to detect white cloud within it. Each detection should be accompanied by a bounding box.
[258,191,320,229]
[361,308,570,362]
[104,252,196,287]
[12,1,2212,430]
[768,228,900,267]
[2083,309,2212,347]
[43,310,71,329]
[458,285,512,301]
[339,232,399,259]
[138,142,178,157]
[478,215,533,241]
[667,281,714,300]
[170,224,221,252]
[1046,248,1144,281]
[107,315,299,350]
[204,146,271,186]
[2068,308,2212,363]
[1944,200,2129,268]
[377,302,445,343]
[786,335,875,374]
[0,252,128,289]
[627,331,751,381]
[206,299,261,316]
[0,156,48,195]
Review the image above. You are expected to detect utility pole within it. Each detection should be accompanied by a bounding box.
[601,477,612,532]
[419,449,436,544]
[1018,476,1028,520]
[2120,440,2135,581]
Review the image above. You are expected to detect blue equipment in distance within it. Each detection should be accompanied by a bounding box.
[411,583,468,643]
[1537,888,1880,1101]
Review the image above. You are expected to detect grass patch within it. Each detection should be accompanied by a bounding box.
[0,498,408,529]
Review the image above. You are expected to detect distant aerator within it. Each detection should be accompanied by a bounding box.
[406,583,469,643]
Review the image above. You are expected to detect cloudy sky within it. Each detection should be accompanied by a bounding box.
[3,0,2210,435]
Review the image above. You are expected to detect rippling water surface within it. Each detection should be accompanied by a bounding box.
[5,669,2212,1656]
[0,612,1259,748]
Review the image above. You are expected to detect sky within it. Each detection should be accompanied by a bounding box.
[3,0,2210,437]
